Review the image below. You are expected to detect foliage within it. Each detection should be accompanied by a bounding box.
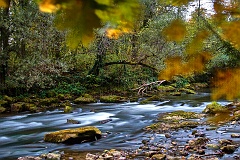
[1,0,240,100]
[38,0,141,47]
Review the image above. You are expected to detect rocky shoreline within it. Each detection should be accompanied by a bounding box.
[16,101,240,160]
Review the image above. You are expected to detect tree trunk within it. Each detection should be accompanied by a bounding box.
[88,35,109,76]
[0,0,10,86]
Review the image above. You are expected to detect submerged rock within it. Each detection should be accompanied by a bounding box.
[44,126,101,144]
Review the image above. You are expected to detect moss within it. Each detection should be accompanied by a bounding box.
[3,95,14,103]
[25,103,37,112]
[74,94,95,104]
[180,88,196,94]
[10,102,37,112]
[157,85,175,92]
[39,98,59,106]
[64,106,73,113]
[100,95,123,103]
[162,110,203,121]
[44,126,101,144]
[0,100,8,106]
[170,92,181,96]
[203,102,228,114]
[145,121,199,132]
[10,102,25,112]
[0,106,6,113]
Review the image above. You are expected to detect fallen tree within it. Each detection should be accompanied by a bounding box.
[133,80,166,95]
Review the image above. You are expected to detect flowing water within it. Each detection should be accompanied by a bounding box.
[0,91,239,159]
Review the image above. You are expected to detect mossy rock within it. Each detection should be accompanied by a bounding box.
[170,92,181,96]
[44,126,101,144]
[25,103,38,112]
[161,110,203,121]
[100,95,123,103]
[180,88,196,94]
[0,100,8,107]
[157,85,175,92]
[10,102,25,112]
[57,94,72,100]
[203,102,228,114]
[139,95,161,104]
[74,94,95,104]
[3,95,14,103]
[39,98,59,106]
[64,106,73,113]
[0,106,6,113]
[10,102,37,112]
[145,121,199,132]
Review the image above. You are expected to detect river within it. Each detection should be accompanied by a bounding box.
[0,91,238,159]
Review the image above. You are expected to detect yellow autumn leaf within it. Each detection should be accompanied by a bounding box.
[162,19,187,42]
[186,30,210,55]
[39,0,60,13]
[0,0,8,7]
[159,52,211,80]
[212,69,240,100]
[221,21,240,49]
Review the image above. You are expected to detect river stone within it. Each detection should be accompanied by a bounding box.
[151,154,166,160]
[220,145,237,154]
[231,133,240,138]
[44,126,101,144]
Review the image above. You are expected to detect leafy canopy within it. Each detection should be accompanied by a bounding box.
[1,0,239,100]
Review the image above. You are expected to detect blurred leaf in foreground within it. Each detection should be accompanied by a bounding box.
[0,0,9,7]
[38,0,140,47]
[212,69,240,100]
[159,52,211,80]
[162,19,187,42]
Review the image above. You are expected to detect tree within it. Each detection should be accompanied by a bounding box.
[0,0,239,99]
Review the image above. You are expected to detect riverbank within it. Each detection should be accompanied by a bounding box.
[13,99,239,160]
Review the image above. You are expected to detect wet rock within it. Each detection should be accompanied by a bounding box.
[64,105,73,113]
[231,133,240,138]
[165,133,171,138]
[197,149,205,155]
[100,95,125,103]
[0,106,6,113]
[206,143,220,150]
[74,94,95,104]
[44,126,101,144]
[41,153,61,160]
[203,101,228,114]
[67,119,81,124]
[180,88,196,94]
[218,139,234,146]
[220,145,237,154]
[170,92,181,96]
[206,126,218,131]
[99,119,112,124]
[10,102,25,112]
[151,154,166,160]
[17,156,42,160]
[162,110,204,121]
[86,153,98,160]
[39,98,58,106]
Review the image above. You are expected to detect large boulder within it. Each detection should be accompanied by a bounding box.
[74,94,95,104]
[203,101,228,114]
[44,126,101,144]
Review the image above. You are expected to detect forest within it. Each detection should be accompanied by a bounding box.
[0,0,240,159]
[0,0,239,101]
